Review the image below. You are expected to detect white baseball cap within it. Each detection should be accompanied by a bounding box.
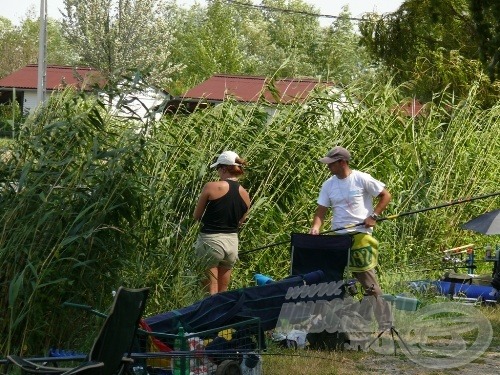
[210,151,241,168]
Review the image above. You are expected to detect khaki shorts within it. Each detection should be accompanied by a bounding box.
[195,232,239,269]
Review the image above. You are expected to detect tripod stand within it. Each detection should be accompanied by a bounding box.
[367,294,417,356]
[367,324,412,356]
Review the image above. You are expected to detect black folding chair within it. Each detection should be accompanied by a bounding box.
[289,233,353,350]
[290,233,352,282]
[8,286,150,375]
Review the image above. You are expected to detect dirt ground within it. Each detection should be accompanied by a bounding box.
[362,347,500,375]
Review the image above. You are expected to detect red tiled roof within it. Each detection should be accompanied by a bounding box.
[0,64,102,90]
[396,99,425,117]
[181,74,333,104]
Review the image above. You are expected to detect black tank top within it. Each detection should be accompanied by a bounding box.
[201,180,248,233]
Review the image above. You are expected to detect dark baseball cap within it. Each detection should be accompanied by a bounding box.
[319,146,351,164]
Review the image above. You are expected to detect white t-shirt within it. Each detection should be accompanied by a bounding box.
[317,170,385,234]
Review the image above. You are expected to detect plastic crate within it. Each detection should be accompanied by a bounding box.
[134,315,262,375]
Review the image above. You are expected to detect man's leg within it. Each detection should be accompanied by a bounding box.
[353,269,392,330]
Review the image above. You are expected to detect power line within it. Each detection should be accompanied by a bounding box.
[221,0,367,22]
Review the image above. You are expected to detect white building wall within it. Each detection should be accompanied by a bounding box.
[21,87,167,120]
[108,87,168,121]
[23,90,39,114]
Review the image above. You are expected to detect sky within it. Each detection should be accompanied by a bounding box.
[1,0,404,25]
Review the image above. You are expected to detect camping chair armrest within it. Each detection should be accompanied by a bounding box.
[121,357,134,364]
[7,355,71,374]
[62,302,108,319]
[7,355,103,375]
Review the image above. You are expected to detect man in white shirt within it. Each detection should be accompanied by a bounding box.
[310,146,392,330]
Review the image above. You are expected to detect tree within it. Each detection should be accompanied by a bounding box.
[0,15,76,79]
[167,0,318,92]
[167,0,248,93]
[469,0,500,82]
[359,0,476,76]
[62,0,180,87]
[0,17,34,78]
[259,0,322,77]
[359,0,499,103]
[311,7,371,85]
[167,0,370,93]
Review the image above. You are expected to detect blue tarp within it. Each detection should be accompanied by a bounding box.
[145,234,352,335]
[409,279,497,302]
[145,270,341,333]
[433,280,497,301]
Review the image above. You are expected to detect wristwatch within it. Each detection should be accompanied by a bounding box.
[370,213,380,220]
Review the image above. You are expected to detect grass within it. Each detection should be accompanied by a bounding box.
[262,303,500,374]
[262,349,367,375]
[0,137,13,147]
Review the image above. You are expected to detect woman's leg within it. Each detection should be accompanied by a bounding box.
[217,267,232,292]
[205,267,219,295]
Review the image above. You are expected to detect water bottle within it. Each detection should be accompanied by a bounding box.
[485,244,492,259]
[172,326,187,375]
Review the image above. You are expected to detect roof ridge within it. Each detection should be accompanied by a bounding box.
[26,64,95,70]
[212,74,328,83]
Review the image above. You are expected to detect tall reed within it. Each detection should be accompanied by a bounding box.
[0,88,149,354]
[1,78,498,356]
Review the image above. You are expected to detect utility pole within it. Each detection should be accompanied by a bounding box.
[37,0,48,106]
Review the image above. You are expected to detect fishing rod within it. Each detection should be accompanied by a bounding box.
[323,191,500,234]
[239,191,500,256]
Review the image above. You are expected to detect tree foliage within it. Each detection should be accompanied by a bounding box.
[0,0,372,94]
[469,0,500,82]
[167,0,371,93]
[311,7,371,85]
[359,0,499,103]
[0,15,77,79]
[2,0,496,104]
[62,0,181,87]
[166,1,248,93]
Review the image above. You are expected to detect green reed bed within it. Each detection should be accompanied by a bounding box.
[0,88,150,354]
[1,80,499,356]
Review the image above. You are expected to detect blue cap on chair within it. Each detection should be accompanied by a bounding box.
[254,273,274,285]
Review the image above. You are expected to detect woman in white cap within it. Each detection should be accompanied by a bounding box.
[193,151,251,294]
